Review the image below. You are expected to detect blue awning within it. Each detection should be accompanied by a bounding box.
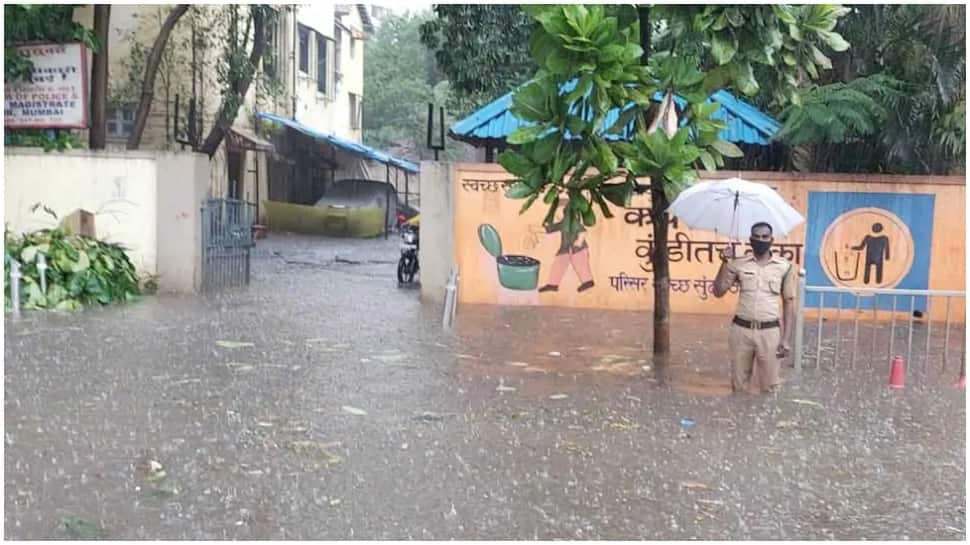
[256,112,419,174]
[450,80,781,146]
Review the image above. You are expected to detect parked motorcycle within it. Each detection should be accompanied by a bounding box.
[397,215,419,285]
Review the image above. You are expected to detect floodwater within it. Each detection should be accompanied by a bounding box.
[4,233,965,539]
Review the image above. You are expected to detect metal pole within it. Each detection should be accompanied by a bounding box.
[793,269,806,371]
[906,295,915,381]
[851,293,861,369]
[816,291,824,368]
[943,297,952,372]
[924,297,933,372]
[37,253,48,295]
[871,295,878,368]
[9,260,22,318]
[888,295,897,361]
[834,292,843,367]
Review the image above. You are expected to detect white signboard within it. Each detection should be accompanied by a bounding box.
[4,42,88,129]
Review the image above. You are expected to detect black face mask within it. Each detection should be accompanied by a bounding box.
[750,239,772,256]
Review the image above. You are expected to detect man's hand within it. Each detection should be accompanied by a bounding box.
[776,342,791,359]
[720,245,736,261]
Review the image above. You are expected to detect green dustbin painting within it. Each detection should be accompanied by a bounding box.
[478,224,541,291]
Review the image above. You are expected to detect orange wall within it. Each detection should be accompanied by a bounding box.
[454,163,965,322]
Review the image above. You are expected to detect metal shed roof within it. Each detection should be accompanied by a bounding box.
[256,112,419,173]
[450,81,781,147]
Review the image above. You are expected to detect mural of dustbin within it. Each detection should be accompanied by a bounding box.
[478,224,540,291]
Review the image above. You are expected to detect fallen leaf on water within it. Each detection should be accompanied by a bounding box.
[455,354,478,360]
[549,394,568,400]
[496,385,517,392]
[414,411,447,422]
[791,399,825,409]
[373,354,406,363]
[148,460,163,473]
[287,441,342,465]
[696,499,724,506]
[680,481,712,490]
[256,421,274,428]
[506,361,530,367]
[61,515,107,539]
[342,406,367,416]
[548,351,562,357]
[216,341,254,349]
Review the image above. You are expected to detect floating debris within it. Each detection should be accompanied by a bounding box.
[215,341,254,349]
[549,394,569,400]
[505,361,530,367]
[548,351,562,357]
[341,406,367,416]
[496,384,517,392]
[61,515,107,539]
[680,481,712,490]
[791,399,825,409]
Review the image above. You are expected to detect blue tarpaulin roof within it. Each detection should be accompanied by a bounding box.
[257,112,419,173]
[450,81,781,146]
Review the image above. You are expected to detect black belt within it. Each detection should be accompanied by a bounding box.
[733,316,780,330]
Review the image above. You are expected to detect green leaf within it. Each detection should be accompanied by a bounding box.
[698,150,717,171]
[811,45,833,70]
[72,251,90,273]
[594,139,618,174]
[508,125,546,145]
[711,139,745,158]
[591,190,614,219]
[20,245,38,263]
[582,207,596,227]
[565,75,593,105]
[600,182,632,207]
[519,193,540,214]
[511,80,552,122]
[532,134,561,165]
[497,151,536,177]
[711,34,737,65]
[732,62,759,95]
[817,30,849,52]
[605,106,639,135]
[505,182,536,199]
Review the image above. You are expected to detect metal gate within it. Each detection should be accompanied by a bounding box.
[201,198,256,292]
[792,269,966,382]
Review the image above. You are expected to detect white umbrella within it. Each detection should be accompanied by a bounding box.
[668,177,804,239]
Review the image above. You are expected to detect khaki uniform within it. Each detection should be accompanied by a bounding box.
[725,254,796,392]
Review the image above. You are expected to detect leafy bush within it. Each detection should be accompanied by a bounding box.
[4,227,141,311]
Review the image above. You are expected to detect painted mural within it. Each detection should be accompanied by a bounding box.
[805,192,935,311]
[453,164,965,321]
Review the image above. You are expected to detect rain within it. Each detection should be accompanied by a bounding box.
[4,233,965,539]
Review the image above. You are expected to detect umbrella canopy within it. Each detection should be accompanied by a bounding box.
[668,178,804,239]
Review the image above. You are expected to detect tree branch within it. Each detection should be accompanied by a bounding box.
[126,4,190,150]
[199,5,267,157]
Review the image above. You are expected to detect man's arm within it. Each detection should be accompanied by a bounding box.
[850,236,869,251]
[778,264,797,358]
[712,260,737,298]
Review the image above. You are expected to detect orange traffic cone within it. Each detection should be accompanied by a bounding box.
[888,356,905,389]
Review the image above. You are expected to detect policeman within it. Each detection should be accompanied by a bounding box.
[712,222,796,394]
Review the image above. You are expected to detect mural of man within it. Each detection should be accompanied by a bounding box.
[538,196,595,293]
[851,222,891,284]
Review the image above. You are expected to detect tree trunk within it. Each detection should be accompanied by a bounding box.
[199,6,267,158]
[88,5,110,150]
[650,184,671,369]
[127,5,190,150]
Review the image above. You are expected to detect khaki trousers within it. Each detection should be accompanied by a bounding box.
[728,323,781,393]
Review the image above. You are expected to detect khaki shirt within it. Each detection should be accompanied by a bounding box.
[726,254,796,321]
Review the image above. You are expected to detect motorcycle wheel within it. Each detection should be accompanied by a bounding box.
[397,256,415,284]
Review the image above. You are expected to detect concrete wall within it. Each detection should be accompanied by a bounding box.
[418,161,455,303]
[421,161,966,321]
[4,148,209,293]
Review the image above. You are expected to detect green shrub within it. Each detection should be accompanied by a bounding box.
[4,227,141,311]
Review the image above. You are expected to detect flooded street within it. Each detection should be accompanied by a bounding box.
[5,234,965,539]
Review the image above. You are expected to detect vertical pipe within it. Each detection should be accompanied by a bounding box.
[793,269,806,371]
[888,295,897,361]
[924,297,933,372]
[871,294,878,368]
[37,253,48,295]
[816,292,824,368]
[943,296,952,372]
[834,292,843,367]
[851,293,861,369]
[9,260,22,318]
[906,295,915,381]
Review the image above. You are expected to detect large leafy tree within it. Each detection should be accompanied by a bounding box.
[364,11,464,161]
[419,5,537,111]
[499,5,848,365]
[774,5,965,174]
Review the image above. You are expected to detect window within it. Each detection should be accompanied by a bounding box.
[334,25,343,79]
[298,25,310,73]
[349,93,362,129]
[106,106,135,138]
[264,8,280,80]
[316,34,328,94]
